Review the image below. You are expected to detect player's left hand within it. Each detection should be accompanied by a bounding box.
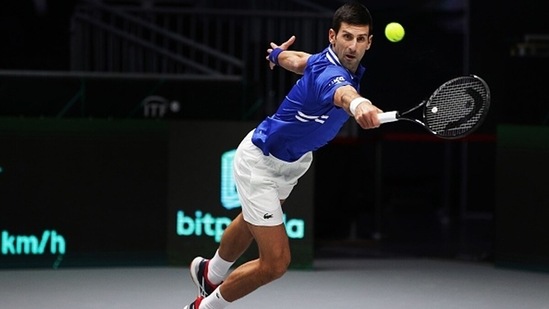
[266,35,296,69]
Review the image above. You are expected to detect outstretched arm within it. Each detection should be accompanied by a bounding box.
[266,36,311,75]
[334,85,383,129]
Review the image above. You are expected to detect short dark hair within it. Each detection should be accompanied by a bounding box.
[332,2,373,33]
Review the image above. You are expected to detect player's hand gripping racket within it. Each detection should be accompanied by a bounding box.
[378,75,491,139]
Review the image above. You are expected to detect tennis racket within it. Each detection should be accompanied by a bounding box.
[378,75,491,139]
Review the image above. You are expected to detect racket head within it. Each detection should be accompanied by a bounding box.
[423,75,491,139]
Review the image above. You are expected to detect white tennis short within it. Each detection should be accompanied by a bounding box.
[233,130,313,226]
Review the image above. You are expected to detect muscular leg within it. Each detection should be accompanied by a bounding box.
[217,221,290,302]
[217,200,285,262]
[217,213,254,262]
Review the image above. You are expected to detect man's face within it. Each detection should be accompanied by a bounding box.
[329,22,372,73]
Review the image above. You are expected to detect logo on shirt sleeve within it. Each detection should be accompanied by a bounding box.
[328,76,346,87]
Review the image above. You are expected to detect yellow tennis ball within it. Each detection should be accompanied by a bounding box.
[385,22,405,43]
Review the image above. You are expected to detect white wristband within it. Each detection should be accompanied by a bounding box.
[349,97,370,116]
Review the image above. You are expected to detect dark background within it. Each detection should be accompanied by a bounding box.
[1,0,548,269]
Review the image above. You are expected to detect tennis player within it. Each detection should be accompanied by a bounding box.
[184,3,382,308]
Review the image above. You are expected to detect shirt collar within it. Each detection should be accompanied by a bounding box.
[326,45,341,66]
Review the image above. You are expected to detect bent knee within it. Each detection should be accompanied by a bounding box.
[271,257,290,279]
[259,255,290,282]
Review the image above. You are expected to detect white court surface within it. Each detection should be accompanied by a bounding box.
[1,258,549,309]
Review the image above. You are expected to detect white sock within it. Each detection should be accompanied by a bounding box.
[207,250,234,285]
[200,286,231,309]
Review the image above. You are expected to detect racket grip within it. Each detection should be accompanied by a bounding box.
[377,111,399,124]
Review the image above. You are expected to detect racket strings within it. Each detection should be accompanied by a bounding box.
[425,77,489,138]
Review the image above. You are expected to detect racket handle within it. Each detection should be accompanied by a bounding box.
[377,111,399,124]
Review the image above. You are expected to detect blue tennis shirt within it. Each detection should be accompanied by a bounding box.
[252,45,366,162]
